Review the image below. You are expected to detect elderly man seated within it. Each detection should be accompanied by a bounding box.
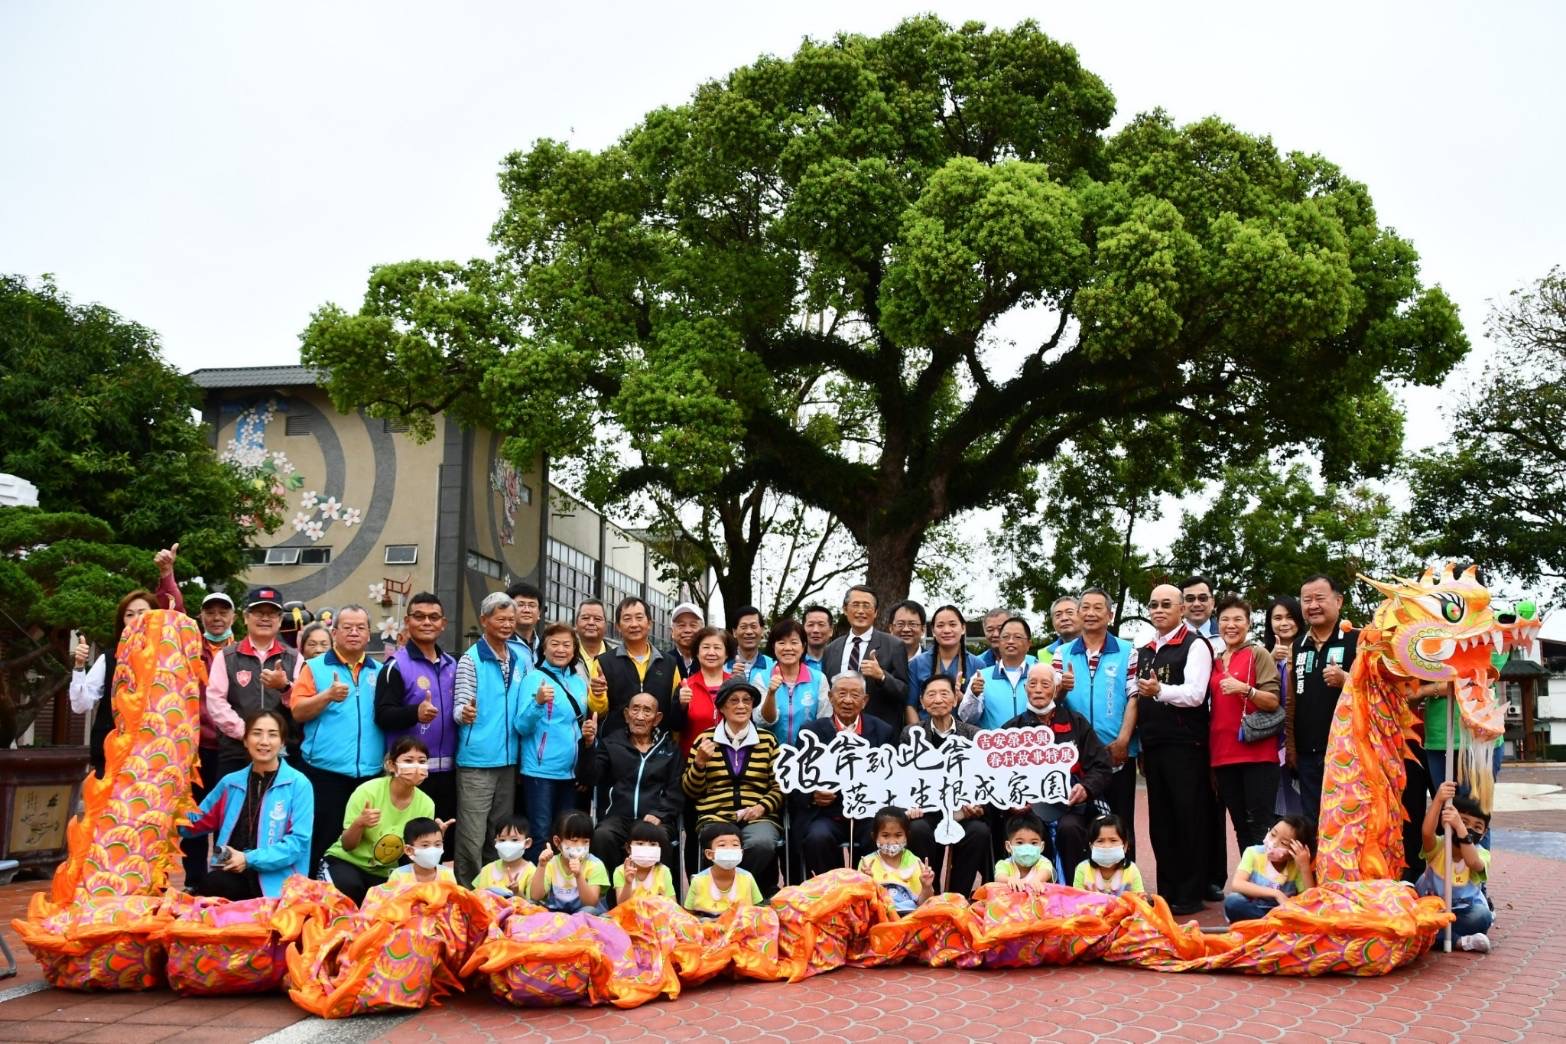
[1000,662,1112,883]
[792,671,895,877]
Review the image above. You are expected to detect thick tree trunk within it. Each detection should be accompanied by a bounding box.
[864,526,925,611]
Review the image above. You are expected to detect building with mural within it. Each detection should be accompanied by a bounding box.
[190,366,679,649]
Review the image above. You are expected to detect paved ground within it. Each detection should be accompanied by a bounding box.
[2,771,1563,1042]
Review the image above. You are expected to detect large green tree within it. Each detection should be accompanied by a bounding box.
[0,275,282,582]
[1167,461,1418,622]
[1406,267,1566,600]
[303,16,1466,604]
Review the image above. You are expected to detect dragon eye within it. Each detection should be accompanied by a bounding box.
[1437,593,1464,624]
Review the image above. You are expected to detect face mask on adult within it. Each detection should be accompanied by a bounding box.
[1010,843,1043,868]
[411,847,444,870]
[630,844,662,867]
[711,848,744,870]
[495,840,528,863]
[1092,845,1125,868]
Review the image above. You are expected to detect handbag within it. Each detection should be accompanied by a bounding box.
[1235,645,1285,743]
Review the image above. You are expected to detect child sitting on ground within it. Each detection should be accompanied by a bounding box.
[684,821,763,918]
[1223,815,1315,922]
[471,815,536,897]
[388,817,457,885]
[1416,780,1494,953]
[857,806,934,912]
[612,820,678,904]
[995,812,1054,891]
[528,810,609,914]
[1072,814,1146,896]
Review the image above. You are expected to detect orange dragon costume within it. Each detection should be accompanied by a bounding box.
[16,572,1533,1011]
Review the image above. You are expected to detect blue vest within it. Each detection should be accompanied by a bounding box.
[457,639,529,769]
[1060,633,1140,756]
[299,650,385,778]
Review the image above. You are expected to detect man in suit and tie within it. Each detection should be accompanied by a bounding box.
[820,584,912,732]
[792,671,896,876]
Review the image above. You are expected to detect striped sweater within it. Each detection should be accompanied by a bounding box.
[680,726,783,826]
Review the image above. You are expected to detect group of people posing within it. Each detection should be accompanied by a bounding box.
[67,554,1494,946]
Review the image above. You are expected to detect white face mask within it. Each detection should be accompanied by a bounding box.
[629,844,662,868]
[711,848,743,870]
[495,840,528,863]
[878,842,905,859]
[411,847,443,870]
[562,844,590,861]
[1091,845,1125,868]
[1032,700,1055,718]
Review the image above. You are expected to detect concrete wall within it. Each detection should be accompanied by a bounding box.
[210,388,443,649]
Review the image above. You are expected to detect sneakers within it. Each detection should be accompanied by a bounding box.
[1458,933,1492,953]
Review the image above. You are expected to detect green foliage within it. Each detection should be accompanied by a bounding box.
[300,16,1467,603]
[0,275,279,589]
[1166,462,1418,622]
[1406,267,1566,601]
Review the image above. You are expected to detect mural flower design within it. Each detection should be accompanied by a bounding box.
[304,520,325,542]
[319,496,343,520]
[292,511,313,533]
[300,490,319,510]
[368,581,387,603]
[380,617,403,643]
[341,507,362,527]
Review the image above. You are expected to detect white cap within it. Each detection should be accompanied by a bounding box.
[671,601,704,623]
[201,591,235,609]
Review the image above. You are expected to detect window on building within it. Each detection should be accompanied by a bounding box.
[466,550,503,579]
[264,547,301,566]
[647,587,675,646]
[385,544,419,565]
[300,546,331,564]
[604,565,642,641]
[284,413,314,436]
[545,538,596,625]
[244,547,268,565]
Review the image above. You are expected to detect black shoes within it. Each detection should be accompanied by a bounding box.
[1205,884,1225,903]
[1169,901,1205,916]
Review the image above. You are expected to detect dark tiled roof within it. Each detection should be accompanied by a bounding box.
[188,365,321,389]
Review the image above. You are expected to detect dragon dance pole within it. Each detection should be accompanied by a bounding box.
[1443,687,1455,953]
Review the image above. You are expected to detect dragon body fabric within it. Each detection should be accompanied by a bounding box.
[1316,565,1541,884]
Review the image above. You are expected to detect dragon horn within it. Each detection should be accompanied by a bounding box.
[1358,574,1402,599]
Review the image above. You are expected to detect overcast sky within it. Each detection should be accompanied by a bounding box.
[4,1,1562,615]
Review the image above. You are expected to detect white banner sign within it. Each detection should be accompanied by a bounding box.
[774,725,1079,844]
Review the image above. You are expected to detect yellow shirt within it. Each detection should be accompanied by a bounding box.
[995,858,1054,886]
[683,868,763,915]
[472,857,536,894]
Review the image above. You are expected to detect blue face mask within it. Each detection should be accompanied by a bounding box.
[1010,842,1043,868]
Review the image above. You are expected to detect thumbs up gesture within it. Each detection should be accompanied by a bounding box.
[971,672,986,696]
[581,712,598,744]
[154,542,179,577]
[679,681,693,706]
[537,682,555,706]
[1058,663,1075,694]
[862,649,884,681]
[416,695,438,723]
[326,678,350,702]
[768,665,783,694]
[73,637,91,670]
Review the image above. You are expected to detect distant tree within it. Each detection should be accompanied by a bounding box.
[303,17,1466,606]
[1406,268,1566,601]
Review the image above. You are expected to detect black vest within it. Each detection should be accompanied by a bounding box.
[217,642,301,758]
[1136,629,1211,749]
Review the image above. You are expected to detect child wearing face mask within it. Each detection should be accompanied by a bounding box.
[472,815,536,895]
[529,810,609,913]
[388,817,457,885]
[684,821,763,917]
[1223,815,1316,923]
[1072,814,1145,895]
[321,738,435,906]
[995,813,1054,890]
[612,820,678,904]
[857,806,934,913]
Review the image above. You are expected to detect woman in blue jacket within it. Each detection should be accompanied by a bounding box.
[908,605,985,721]
[515,622,590,861]
[182,708,314,899]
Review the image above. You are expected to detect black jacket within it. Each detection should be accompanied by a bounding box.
[578,728,684,824]
[599,644,685,736]
[820,629,910,734]
[1001,704,1113,801]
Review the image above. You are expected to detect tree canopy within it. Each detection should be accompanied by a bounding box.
[1407,267,1566,601]
[302,16,1466,604]
[0,275,281,585]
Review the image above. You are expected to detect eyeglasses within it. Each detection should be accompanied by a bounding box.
[408,612,444,623]
[337,624,369,634]
[1147,600,1178,610]
[1183,593,1211,603]
[845,600,876,611]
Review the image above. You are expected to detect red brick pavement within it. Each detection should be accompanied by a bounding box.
[0,782,1561,1042]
